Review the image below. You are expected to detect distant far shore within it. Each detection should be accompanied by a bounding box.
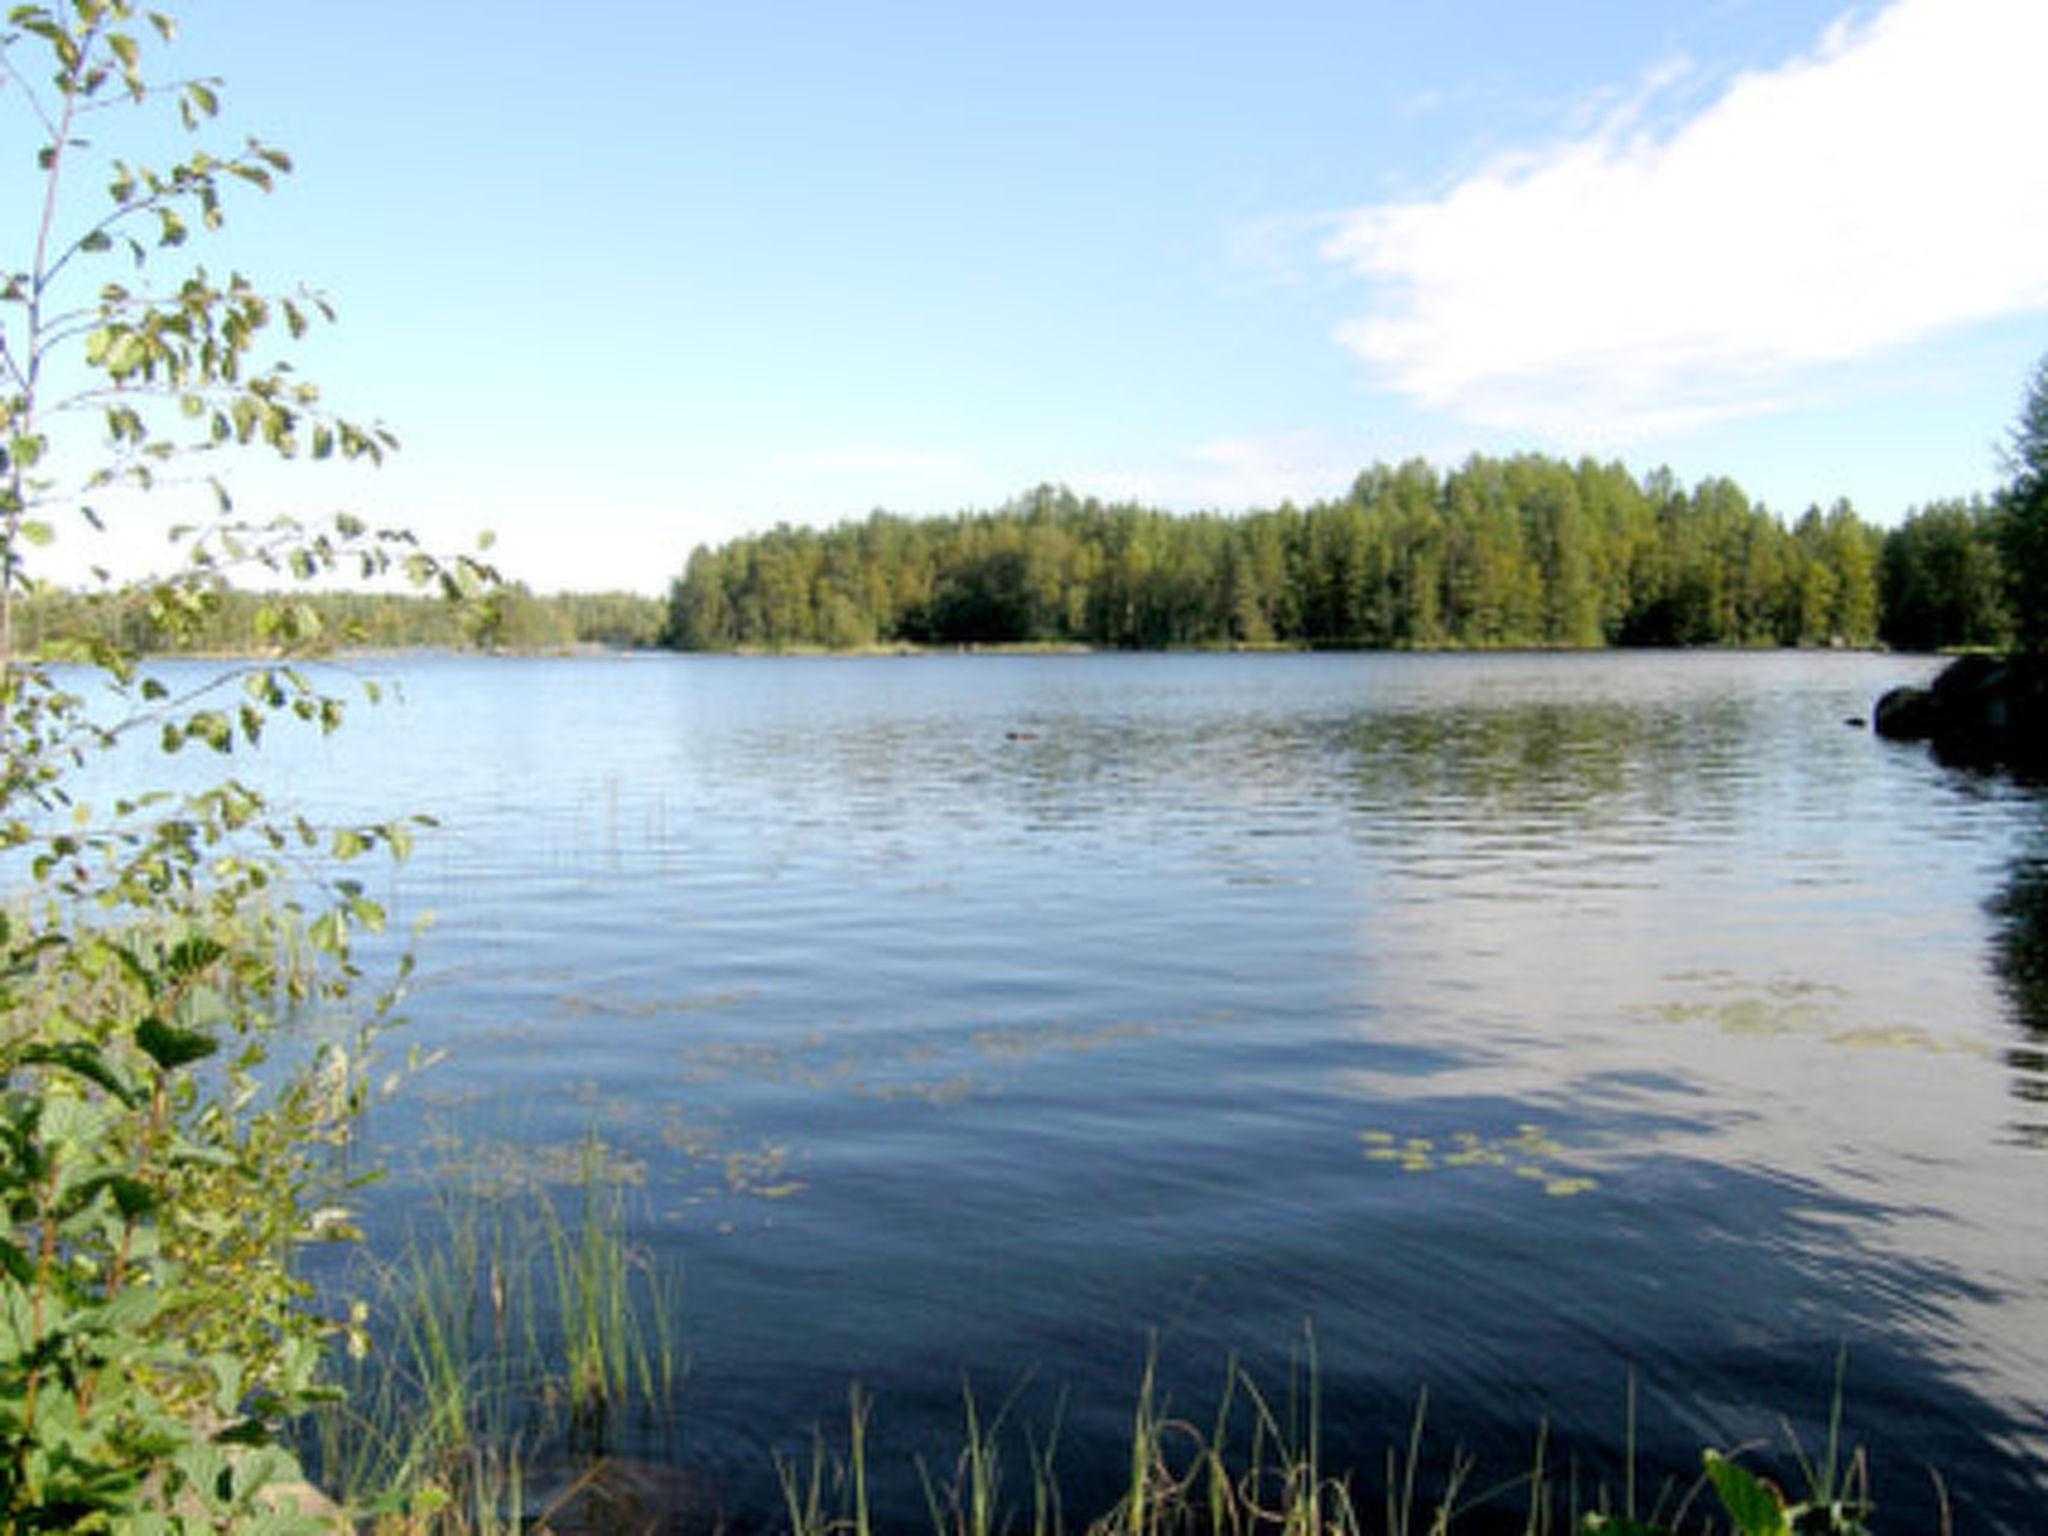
[67,636,1976,664]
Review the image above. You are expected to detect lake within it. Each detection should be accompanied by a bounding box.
[219,650,2047,1530]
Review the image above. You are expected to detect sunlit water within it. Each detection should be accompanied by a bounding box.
[143,651,2048,1529]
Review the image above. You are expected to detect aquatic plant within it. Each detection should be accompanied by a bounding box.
[1360,1124,1598,1198]
[307,1166,679,1533]
[541,1146,679,1452]
[750,1346,1888,1536]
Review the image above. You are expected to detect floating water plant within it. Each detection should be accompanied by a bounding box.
[1642,971,1982,1058]
[1360,1124,1598,1197]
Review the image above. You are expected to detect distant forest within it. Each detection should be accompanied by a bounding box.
[16,583,667,656]
[21,453,2014,657]
[664,455,2015,654]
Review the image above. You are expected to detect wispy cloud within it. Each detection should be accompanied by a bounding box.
[1224,214,1330,292]
[1321,0,2048,444]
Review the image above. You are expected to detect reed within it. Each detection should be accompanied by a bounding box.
[777,1386,870,1536]
[539,1152,681,1452]
[759,1354,1878,1536]
[305,1159,679,1533]
[313,1211,1881,1536]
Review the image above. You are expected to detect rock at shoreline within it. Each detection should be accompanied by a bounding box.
[523,1456,721,1534]
[1874,654,2048,775]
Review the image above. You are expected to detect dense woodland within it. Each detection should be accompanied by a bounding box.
[663,454,2017,654]
[17,455,2020,658]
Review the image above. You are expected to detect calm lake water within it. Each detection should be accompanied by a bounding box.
[203,651,2048,1529]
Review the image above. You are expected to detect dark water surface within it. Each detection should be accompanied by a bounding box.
[241,651,2047,1528]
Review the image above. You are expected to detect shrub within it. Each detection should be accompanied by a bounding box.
[0,2,490,1524]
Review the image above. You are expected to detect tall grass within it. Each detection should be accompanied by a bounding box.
[304,1155,680,1533]
[543,1164,680,1454]
[763,1353,1880,1536]
[308,1199,1880,1536]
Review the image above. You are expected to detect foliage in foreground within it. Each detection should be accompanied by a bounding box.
[1,2,491,1526]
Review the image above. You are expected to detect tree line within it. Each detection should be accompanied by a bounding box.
[18,582,666,656]
[24,454,2027,661]
[663,454,2033,654]
[664,455,1885,651]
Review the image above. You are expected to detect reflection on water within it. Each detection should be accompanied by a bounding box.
[221,651,2048,1531]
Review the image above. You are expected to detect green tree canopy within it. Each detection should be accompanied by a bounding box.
[662,460,1889,654]
[2000,353,2048,652]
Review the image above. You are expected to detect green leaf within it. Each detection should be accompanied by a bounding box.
[307,909,346,956]
[0,1237,32,1285]
[102,1174,160,1220]
[18,1042,141,1107]
[1705,1451,1791,1536]
[107,330,148,376]
[165,935,227,981]
[82,1283,167,1336]
[135,1016,220,1071]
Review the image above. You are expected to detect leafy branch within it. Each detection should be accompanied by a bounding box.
[0,3,495,1526]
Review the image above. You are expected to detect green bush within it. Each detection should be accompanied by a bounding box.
[1,2,490,1525]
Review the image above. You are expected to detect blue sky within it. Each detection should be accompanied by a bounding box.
[27,0,2048,592]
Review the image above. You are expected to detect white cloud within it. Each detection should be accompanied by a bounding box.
[1322,0,2048,444]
